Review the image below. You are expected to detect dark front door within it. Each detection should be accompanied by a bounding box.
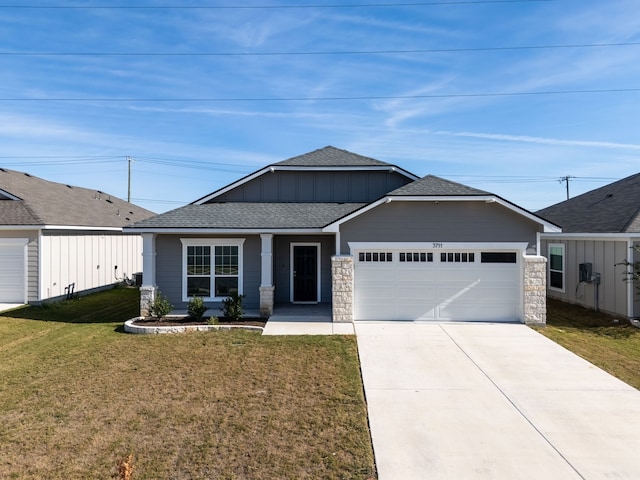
[293,245,318,302]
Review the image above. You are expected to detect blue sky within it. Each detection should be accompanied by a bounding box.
[1,0,639,214]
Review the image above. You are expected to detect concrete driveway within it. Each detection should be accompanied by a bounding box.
[355,322,640,480]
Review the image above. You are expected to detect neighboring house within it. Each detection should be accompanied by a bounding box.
[127,146,559,324]
[537,173,640,319]
[0,168,155,304]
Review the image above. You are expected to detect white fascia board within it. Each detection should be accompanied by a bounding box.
[323,195,560,233]
[0,189,22,201]
[348,241,528,251]
[124,227,329,235]
[193,165,419,205]
[194,167,272,205]
[41,225,124,232]
[540,232,640,241]
[322,198,386,232]
[273,165,418,179]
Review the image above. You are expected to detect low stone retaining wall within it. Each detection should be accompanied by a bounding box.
[124,318,264,335]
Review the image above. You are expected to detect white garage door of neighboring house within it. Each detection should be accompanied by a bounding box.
[0,239,27,303]
[353,244,522,322]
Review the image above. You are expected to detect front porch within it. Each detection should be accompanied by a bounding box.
[263,303,354,335]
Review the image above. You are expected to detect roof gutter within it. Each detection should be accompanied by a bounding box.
[124,227,329,234]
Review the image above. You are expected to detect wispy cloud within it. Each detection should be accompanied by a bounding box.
[433,131,640,151]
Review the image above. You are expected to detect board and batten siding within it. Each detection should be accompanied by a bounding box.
[339,201,541,254]
[540,238,630,317]
[155,234,262,310]
[40,232,142,301]
[212,170,411,203]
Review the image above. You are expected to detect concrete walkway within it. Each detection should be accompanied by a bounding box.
[355,322,640,480]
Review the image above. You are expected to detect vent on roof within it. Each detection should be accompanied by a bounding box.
[0,168,5,172]
[24,173,32,177]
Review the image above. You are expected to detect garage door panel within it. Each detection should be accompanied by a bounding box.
[354,247,520,322]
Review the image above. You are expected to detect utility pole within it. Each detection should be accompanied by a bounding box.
[559,175,575,200]
[127,156,133,202]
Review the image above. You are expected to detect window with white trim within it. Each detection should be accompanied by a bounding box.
[548,244,565,291]
[181,239,244,300]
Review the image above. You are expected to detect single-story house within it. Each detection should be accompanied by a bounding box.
[537,173,640,319]
[127,146,559,324]
[0,168,155,305]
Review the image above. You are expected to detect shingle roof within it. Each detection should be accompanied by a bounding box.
[0,168,155,227]
[536,173,640,233]
[274,146,392,167]
[130,203,367,229]
[388,175,491,196]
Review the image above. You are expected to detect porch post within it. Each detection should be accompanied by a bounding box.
[259,233,275,317]
[140,233,157,317]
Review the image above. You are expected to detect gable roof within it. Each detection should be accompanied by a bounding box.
[0,168,155,228]
[275,146,392,167]
[536,173,640,233]
[128,202,367,231]
[192,146,418,204]
[388,175,491,196]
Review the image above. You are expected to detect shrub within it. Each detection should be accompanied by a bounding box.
[187,296,207,321]
[222,292,244,322]
[148,291,173,321]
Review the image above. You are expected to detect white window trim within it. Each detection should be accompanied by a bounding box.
[290,242,321,303]
[548,243,565,292]
[180,238,245,302]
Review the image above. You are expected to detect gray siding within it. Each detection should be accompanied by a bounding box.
[541,238,631,318]
[339,201,541,254]
[155,234,262,310]
[212,170,411,203]
[273,235,335,304]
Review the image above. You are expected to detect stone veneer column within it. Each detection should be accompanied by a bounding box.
[139,285,156,318]
[259,286,275,317]
[523,255,547,325]
[332,255,354,323]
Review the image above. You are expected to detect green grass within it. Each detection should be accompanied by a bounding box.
[0,288,376,480]
[536,299,640,389]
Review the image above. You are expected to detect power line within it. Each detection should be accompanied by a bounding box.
[0,1,554,10]
[1,88,638,102]
[6,41,638,57]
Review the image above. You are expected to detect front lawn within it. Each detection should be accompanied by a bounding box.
[0,288,376,480]
[537,298,640,389]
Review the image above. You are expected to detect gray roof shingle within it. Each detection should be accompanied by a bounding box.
[389,175,491,196]
[536,173,640,233]
[130,203,367,229]
[274,146,392,167]
[0,168,155,227]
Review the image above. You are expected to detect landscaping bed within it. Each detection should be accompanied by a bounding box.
[131,316,267,327]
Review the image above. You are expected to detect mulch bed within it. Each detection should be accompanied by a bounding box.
[133,317,268,327]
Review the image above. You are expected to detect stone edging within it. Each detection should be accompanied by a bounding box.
[124,317,264,335]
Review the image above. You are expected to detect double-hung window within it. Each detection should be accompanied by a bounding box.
[181,239,244,300]
[548,244,565,291]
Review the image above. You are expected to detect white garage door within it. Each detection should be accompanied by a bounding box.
[354,247,521,322]
[0,240,27,303]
